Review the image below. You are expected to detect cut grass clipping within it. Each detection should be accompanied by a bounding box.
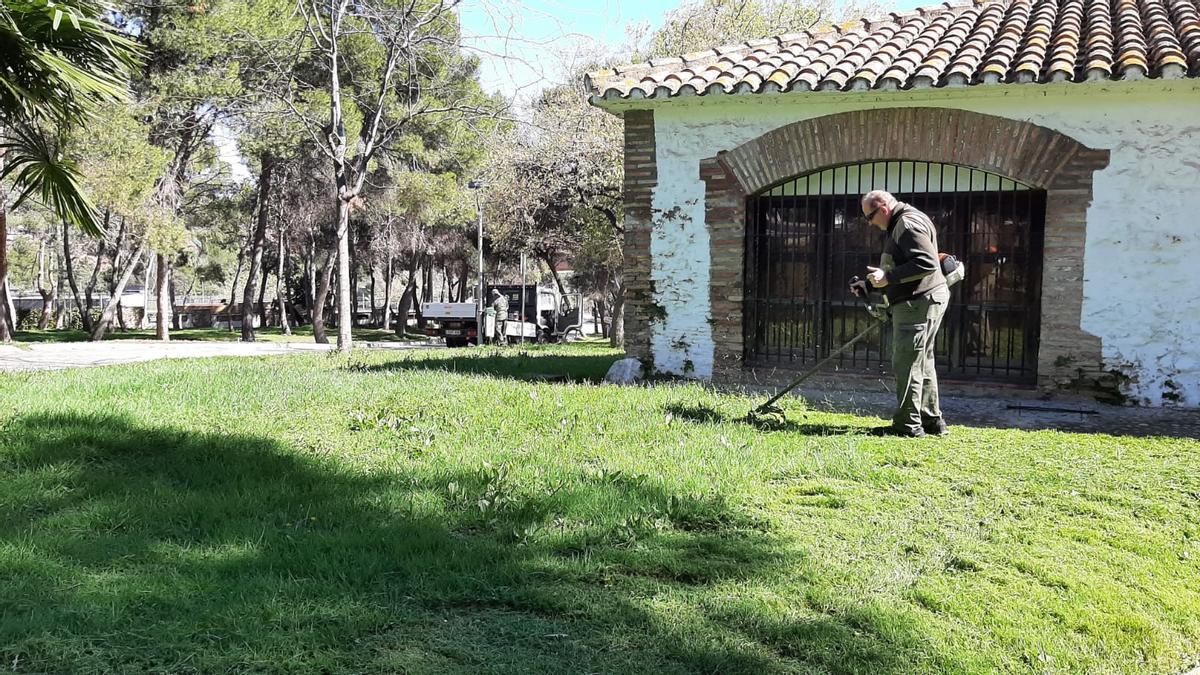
[1,343,1198,674]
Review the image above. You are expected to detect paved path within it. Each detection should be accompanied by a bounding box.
[0,340,437,372]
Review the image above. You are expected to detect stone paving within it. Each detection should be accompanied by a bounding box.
[0,340,438,373]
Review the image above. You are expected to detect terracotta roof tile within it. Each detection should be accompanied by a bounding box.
[981,1,1030,80]
[1084,0,1114,78]
[588,0,1200,100]
[1173,0,1200,71]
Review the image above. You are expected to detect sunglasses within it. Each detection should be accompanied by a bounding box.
[862,206,881,223]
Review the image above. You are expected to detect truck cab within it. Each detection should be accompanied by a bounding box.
[488,284,583,344]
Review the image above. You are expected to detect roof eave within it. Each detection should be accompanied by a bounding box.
[586,75,1200,114]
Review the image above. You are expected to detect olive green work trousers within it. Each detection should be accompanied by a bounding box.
[889,285,950,434]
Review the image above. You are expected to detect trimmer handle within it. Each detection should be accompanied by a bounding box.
[848,276,870,299]
[848,276,887,321]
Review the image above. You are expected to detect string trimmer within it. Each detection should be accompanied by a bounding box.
[744,277,887,423]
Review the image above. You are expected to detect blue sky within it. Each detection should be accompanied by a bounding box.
[459,0,680,101]
[459,0,928,101]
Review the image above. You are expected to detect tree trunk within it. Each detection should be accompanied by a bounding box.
[369,264,377,326]
[1,278,14,336]
[335,197,352,351]
[0,277,13,337]
[305,237,316,322]
[100,213,125,330]
[170,272,181,330]
[61,219,91,333]
[0,170,10,343]
[609,281,625,348]
[117,298,129,330]
[312,250,335,344]
[257,265,269,325]
[395,278,417,337]
[35,238,55,329]
[180,276,195,329]
[83,222,110,333]
[381,256,394,331]
[112,236,127,331]
[155,253,170,341]
[136,254,150,329]
[92,239,149,341]
[350,227,359,328]
[541,251,567,294]
[395,258,417,336]
[241,154,274,341]
[85,232,106,309]
[227,231,245,330]
[331,254,339,327]
[277,227,291,335]
[52,252,65,329]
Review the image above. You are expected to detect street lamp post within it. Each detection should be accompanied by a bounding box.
[468,180,484,344]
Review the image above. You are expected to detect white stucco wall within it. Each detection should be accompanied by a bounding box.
[630,81,1200,405]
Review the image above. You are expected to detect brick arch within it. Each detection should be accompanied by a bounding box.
[701,107,1111,393]
[715,107,1106,195]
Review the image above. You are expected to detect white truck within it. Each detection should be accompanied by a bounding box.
[420,301,479,348]
[421,284,583,347]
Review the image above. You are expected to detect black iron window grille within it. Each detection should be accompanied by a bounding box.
[744,161,1046,384]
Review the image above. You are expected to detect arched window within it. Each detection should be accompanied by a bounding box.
[744,161,1046,383]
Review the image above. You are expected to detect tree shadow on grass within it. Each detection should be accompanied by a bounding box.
[11,327,420,345]
[352,348,622,383]
[11,330,92,343]
[1,412,930,673]
[11,329,246,344]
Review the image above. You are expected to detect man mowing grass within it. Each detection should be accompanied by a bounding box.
[861,189,952,439]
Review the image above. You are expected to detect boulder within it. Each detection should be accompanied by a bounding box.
[604,357,644,385]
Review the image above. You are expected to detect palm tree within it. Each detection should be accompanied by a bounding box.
[0,0,140,340]
[1,0,139,123]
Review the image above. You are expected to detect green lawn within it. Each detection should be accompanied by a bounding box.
[1,344,1197,674]
[12,326,427,344]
